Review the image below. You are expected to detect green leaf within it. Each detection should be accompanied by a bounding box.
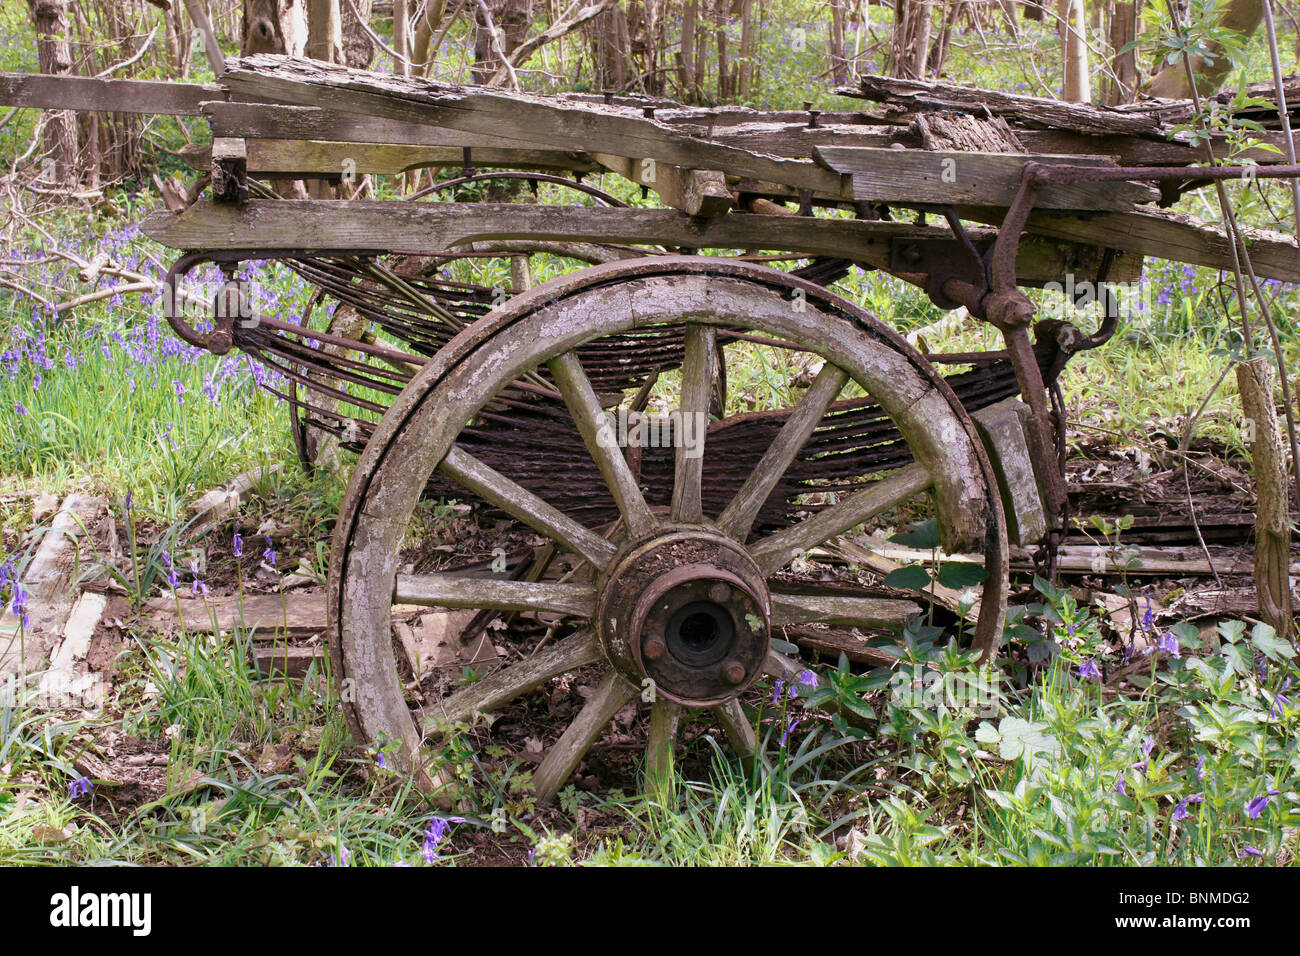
[883,564,932,590]
[1249,622,1296,662]
[888,517,940,550]
[936,561,988,589]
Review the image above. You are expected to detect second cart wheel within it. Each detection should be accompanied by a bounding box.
[327,257,1008,799]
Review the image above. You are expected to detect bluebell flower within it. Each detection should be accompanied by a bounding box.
[1158,631,1180,658]
[1239,845,1263,858]
[1196,756,1206,781]
[1245,791,1280,819]
[1172,792,1203,821]
[779,713,800,747]
[263,539,277,567]
[232,525,244,558]
[68,776,93,798]
[796,668,818,690]
[1078,658,1102,680]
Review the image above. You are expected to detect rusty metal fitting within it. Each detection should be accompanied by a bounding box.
[983,289,1035,330]
[595,529,770,707]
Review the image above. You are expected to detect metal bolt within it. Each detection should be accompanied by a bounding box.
[723,661,746,684]
[643,106,655,119]
[707,582,732,603]
[643,637,666,661]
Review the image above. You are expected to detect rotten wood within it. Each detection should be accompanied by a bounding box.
[1236,358,1295,638]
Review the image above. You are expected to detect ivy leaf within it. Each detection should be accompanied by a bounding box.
[936,561,988,589]
[883,564,932,590]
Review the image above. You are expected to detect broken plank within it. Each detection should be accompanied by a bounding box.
[142,592,327,638]
[221,56,849,198]
[251,645,323,679]
[771,591,921,628]
[1,494,100,677]
[141,199,1134,287]
[815,146,1158,211]
[593,152,731,216]
[784,625,900,667]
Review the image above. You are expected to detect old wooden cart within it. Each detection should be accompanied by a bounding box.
[4,59,1299,797]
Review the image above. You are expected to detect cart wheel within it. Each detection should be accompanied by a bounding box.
[328,256,1008,800]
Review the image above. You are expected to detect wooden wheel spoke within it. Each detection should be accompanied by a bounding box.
[713,699,757,769]
[438,445,616,570]
[548,350,656,538]
[645,698,682,783]
[771,591,922,629]
[424,628,602,729]
[533,669,637,802]
[718,363,849,542]
[395,573,596,617]
[671,323,716,523]
[748,462,931,576]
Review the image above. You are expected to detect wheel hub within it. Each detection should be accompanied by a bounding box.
[597,529,770,706]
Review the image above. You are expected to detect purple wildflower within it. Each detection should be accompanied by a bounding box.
[172,380,186,403]
[14,402,26,416]
[421,816,461,864]
[771,678,785,704]
[1245,791,1280,820]
[1131,736,1155,776]
[1196,756,1206,781]
[1158,631,1180,659]
[68,776,93,798]
[779,713,801,747]
[263,538,276,567]
[1116,777,1127,796]
[1239,846,1263,858]
[232,525,244,558]
[1141,598,1154,632]
[190,560,209,597]
[1172,792,1203,822]
[1078,658,1102,681]
[1271,678,1291,718]
[796,668,819,690]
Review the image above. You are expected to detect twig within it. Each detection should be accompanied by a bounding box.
[95,24,161,77]
[473,0,519,90]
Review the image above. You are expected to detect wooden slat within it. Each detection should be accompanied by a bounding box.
[815,146,1158,211]
[0,73,224,115]
[140,199,1134,285]
[593,152,732,216]
[958,204,1300,284]
[221,56,849,197]
[394,574,596,617]
[246,137,600,175]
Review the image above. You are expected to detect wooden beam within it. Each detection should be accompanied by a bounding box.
[211,137,248,203]
[141,199,1132,286]
[957,204,1300,283]
[815,146,1159,211]
[0,72,224,115]
[220,56,850,197]
[245,137,600,175]
[593,152,731,216]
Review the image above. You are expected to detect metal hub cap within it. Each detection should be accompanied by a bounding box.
[596,529,770,706]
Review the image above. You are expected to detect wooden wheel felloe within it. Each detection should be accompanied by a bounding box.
[327,256,1008,800]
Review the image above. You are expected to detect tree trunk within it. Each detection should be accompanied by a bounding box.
[1147,0,1264,98]
[1236,358,1295,641]
[829,0,849,85]
[738,0,755,95]
[1062,0,1090,102]
[472,0,533,84]
[27,0,79,186]
[242,0,308,56]
[592,1,631,90]
[890,0,932,79]
[307,0,343,62]
[680,0,697,100]
[714,0,728,100]
[411,0,447,74]
[1102,0,1138,105]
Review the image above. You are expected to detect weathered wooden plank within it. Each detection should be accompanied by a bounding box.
[221,56,849,197]
[771,591,922,628]
[211,137,248,204]
[957,204,1300,284]
[816,146,1159,211]
[0,72,223,115]
[394,574,596,617]
[140,199,1132,286]
[245,138,597,175]
[593,152,732,216]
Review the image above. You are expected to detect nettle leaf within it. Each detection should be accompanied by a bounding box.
[935,561,988,589]
[889,517,940,550]
[1249,622,1296,662]
[883,564,932,590]
[1221,642,1253,676]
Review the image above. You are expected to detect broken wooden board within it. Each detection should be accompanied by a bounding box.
[142,592,327,638]
[0,494,100,678]
[250,645,323,679]
[841,74,1182,137]
[220,56,849,198]
[971,398,1048,548]
[140,199,1136,287]
[815,146,1159,211]
[592,152,731,216]
[187,466,279,539]
[241,138,597,177]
